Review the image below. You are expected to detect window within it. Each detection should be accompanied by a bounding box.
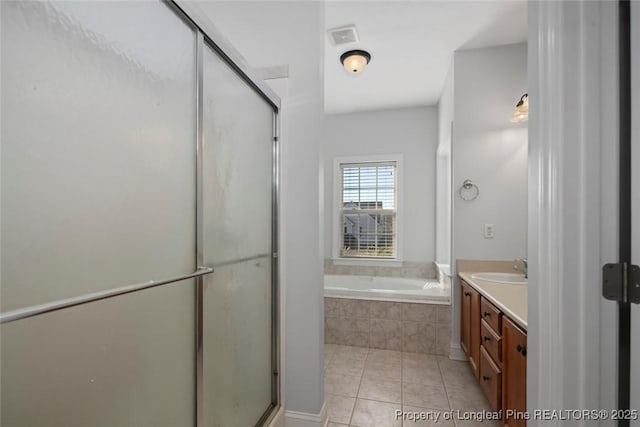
[335,157,401,260]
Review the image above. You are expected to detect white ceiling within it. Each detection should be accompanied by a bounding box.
[324,1,528,114]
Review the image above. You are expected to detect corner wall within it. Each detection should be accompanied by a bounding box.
[446,43,528,355]
[436,60,454,267]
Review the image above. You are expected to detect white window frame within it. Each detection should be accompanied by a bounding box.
[332,154,403,265]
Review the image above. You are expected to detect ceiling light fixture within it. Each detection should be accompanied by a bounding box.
[340,50,371,74]
[511,93,529,123]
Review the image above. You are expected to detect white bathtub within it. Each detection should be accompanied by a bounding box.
[324,274,450,304]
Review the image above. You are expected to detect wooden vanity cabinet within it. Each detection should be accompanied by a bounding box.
[478,298,503,412]
[479,345,502,412]
[502,316,527,427]
[481,318,502,364]
[481,297,502,332]
[460,280,480,378]
[459,275,528,425]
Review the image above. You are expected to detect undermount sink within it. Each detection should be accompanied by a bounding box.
[470,272,528,285]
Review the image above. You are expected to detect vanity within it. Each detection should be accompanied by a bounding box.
[458,261,527,427]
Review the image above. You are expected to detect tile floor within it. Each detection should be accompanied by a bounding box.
[324,344,503,427]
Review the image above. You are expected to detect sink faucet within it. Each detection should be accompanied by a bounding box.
[513,258,528,278]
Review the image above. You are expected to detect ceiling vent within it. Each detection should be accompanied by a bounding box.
[327,25,359,46]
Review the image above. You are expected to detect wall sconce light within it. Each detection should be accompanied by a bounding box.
[511,93,529,122]
[340,50,371,74]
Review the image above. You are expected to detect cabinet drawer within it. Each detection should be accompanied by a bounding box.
[481,319,502,363]
[480,298,502,333]
[479,346,502,412]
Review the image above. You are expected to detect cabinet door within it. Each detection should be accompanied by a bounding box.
[502,316,527,427]
[461,280,480,377]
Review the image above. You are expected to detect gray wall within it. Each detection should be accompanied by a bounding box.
[440,43,528,355]
[323,107,438,264]
[452,43,528,263]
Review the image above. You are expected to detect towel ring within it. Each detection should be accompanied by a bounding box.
[459,179,479,201]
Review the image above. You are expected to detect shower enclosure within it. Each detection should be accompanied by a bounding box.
[0,1,280,426]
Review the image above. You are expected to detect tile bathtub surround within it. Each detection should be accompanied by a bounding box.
[325,260,437,279]
[324,344,502,427]
[325,298,451,355]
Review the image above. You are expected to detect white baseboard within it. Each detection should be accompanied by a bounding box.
[284,402,327,427]
[448,343,467,361]
[267,406,285,427]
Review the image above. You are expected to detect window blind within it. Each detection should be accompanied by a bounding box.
[340,161,397,258]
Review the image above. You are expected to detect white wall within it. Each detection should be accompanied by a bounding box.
[442,43,527,358]
[452,43,528,263]
[436,61,454,266]
[323,107,438,264]
[194,1,326,420]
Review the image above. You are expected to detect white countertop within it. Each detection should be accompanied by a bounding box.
[458,272,528,331]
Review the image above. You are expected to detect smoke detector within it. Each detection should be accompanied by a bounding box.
[327,25,359,46]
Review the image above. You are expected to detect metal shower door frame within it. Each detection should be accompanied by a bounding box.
[168,2,282,426]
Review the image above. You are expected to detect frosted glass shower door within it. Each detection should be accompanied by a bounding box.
[1,1,197,426]
[201,42,276,427]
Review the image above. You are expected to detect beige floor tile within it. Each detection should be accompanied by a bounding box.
[334,345,370,362]
[402,364,444,386]
[328,356,366,377]
[438,358,478,389]
[454,418,502,427]
[440,370,477,390]
[325,372,362,397]
[445,383,491,411]
[363,359,402,381]
[401,405,455,427]
[358,377,402,404]
[437,357,474,376]
[350,398,402,427]
[324,347,487,427]
[325,351,336,370]
[326,343,339,353]
[402,382,450,410]
[327,423,349,427]
[333,351,369,366]
[367,348,403,364]
[326,394,356,425]
[403,352,440,369]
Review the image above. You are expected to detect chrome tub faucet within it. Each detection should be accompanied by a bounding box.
[513,258,528,278]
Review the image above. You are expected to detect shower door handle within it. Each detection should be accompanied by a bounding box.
[0,267,215,324]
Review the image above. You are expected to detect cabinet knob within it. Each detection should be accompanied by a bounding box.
[464,292,471,296]
[483,336,491,342]
[521,347,527,357]
[483,311,491,317]
[516,344,523,353]
[482,375,490,381]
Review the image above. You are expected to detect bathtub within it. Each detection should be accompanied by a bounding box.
[324,274,450,304]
